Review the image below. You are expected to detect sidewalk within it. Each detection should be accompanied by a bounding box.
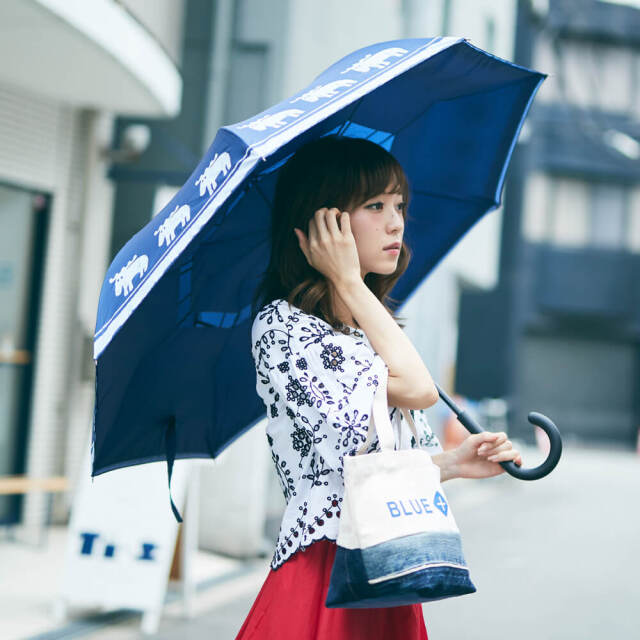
[5,438,616,639]
[0,524,272,640]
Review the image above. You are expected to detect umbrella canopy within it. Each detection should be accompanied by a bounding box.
[92,36,546,514]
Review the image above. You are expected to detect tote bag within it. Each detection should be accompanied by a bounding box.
[325,368,477,608]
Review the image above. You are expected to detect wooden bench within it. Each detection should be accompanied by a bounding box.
[0,475,70,546]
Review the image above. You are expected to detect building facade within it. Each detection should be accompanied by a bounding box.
[0,0,185,534]
[455,0,640,448]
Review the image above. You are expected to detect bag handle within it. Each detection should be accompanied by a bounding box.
[354,366,421,455]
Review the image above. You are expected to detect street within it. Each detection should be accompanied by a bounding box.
[79,442,640,639]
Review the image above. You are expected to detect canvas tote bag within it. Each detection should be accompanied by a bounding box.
[325,367,477,608]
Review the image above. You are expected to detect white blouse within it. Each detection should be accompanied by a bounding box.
[251,297,443,571]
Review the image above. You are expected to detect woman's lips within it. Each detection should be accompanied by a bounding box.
[384,248,399,255]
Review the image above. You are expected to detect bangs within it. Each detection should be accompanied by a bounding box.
[345,156,409,213]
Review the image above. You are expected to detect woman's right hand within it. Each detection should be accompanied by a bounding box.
[294,207,361,285]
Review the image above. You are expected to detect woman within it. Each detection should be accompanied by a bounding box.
[237,135,522,639]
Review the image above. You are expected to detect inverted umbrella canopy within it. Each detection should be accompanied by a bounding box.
[92,36,548,514]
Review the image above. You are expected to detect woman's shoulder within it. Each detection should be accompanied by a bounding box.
[252,298,302,336]
[251,297,370,355]
[252,298,327,337]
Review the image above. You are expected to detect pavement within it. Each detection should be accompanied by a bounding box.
[2,439,639,640]
[0,521,273,640]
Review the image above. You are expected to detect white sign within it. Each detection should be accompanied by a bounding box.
[57,430,195,633]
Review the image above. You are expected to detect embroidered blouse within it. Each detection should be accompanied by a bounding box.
[251,297,444,571]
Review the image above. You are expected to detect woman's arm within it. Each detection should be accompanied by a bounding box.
[431,451,457,482]
[293,207,437,410]
[431,432,524,482]
[332,276,438,410]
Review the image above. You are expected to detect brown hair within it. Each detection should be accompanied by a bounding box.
[250,134,413,334]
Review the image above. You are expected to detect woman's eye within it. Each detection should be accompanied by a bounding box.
[367,201,406,211]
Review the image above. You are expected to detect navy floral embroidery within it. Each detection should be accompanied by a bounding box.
[252,298,443,571]
[291,423,312,460]
[301,451,331,488]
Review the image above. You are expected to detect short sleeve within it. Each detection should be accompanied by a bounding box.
[252,301,388,477]
[406,408,444,454]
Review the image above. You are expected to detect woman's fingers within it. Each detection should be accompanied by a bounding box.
[308,211,322,248]
[479,440,512,456]
[340,209,351,235]
[324,207,342,237]
[476,432,522,463]
[477,432,507,454]
[300,207,360,283]
[487,449,522,465]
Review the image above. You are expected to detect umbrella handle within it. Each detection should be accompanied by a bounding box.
[434,383,562,481]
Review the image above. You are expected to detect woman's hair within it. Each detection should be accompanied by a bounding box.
[250,134,412,334]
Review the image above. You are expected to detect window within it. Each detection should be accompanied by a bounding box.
[590,182,628,249]
[627,186,640,252]
[549,176,589,247]
[522,171,549,242]
[532,35,636,115]
[522,173,640,253]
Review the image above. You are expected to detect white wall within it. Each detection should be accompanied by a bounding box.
[284,0,403,99]
[62,111,116,523]
[0,84,101,533]
[119,0,186,66]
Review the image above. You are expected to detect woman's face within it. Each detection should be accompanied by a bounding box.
[346,183,406,279]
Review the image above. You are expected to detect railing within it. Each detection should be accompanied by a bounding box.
[0,475,70,547]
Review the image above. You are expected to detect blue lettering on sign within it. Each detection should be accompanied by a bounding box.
[80,532,99,555]
[138,543,157,561]
[386,497,434,518]
[78,532,157,561]
[434,491,448,516]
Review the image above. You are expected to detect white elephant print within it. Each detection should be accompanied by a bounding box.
[340,47,408,74]
[153,204,191,247]
[109,254,149,297]
[236,109,304,131]
[290,80,357,103]
[195,152,231,197]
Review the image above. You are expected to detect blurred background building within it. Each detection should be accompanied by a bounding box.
[455,0,640,450]
[0,0,185,536]
[1,0,638,562]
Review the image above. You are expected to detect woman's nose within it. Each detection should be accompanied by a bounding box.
[386,207,404,230]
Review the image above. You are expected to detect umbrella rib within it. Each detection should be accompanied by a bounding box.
[336,97,365,136]
[253,180,273,208]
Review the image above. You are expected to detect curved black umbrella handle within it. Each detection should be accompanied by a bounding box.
[434,383,562,481]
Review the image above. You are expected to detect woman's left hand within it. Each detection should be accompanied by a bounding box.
[449,431,523,479]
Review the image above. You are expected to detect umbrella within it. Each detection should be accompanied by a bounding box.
[92,36,562,520]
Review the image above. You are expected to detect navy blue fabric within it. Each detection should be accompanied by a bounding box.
[326,531,477,608]
[91,37,546,520]
[164,415,183,523]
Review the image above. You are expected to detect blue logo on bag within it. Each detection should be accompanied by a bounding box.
[434,491,448,516]
[385,498,433,518]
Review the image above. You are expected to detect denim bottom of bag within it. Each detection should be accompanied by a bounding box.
[325,531,477,609]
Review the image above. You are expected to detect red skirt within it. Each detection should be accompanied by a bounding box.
[234,539,429,640]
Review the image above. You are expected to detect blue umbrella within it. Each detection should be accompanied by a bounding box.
[92,36,561,521]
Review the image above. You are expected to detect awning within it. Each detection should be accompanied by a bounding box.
[0,0,182,116]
